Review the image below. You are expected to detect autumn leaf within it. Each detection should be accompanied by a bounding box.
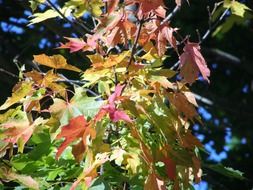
[161,156,176,180]
[70,152,109,189]
[25,70,67,97]
[0,166,40,190]
[168,92,198,120]
[89,51,130,69]
[2,117,46,153]
[126,0,166,19]
[58,36,97,53]
[98,10,136,47]
[59,37,86,53]
[96,84,132,123]
[156,23,177,56]
[0,82,33,111]
[144,171,166,190]
[56,115,88,159]
[179,41,210,84]
[33,54,82,72]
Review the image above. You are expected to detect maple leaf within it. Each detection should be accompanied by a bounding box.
[58,36,97,53]
[96,84,132,123]
[59,37,86,53]
[156,23,177,56]
[33,54,82,72]
[98,10,136,47]
[56,115,88,159]
[88,51,130,69]
[126,0,166,19]
[0,82,33,111]
[168,92,198,120]
[144,171,166,190]
[0,166,40,190]
[2,117,46,153]
[179,41,210,84]
[25,70,67,98]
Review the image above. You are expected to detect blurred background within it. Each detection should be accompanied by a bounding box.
[0,0,252,189]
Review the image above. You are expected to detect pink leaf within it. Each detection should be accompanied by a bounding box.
[58,37,86,53]
[108,84,125,105]
[110,110,132,123]
[179,41,210,84]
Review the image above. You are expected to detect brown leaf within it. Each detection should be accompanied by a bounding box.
[144,171,166,190]
[168,92,198,119]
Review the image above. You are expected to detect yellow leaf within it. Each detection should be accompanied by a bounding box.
[33,54,82,72]
[28,9,60,25]
[0,82,33,110]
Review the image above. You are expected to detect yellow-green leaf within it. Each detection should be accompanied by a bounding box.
[0,82,33,110]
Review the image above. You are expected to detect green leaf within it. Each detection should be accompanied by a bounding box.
[71,88,104,119]
[89,177,111,190]
[205,164,245,180]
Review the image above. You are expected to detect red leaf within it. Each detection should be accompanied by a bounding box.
[157,24,177,56]
[126,0,166,19]
[144,171,166,190]
[110,110,132,123]
[161,156,176,180]
[101,11,136,47]
[56,115,87,159]
[179,41,210,84]
[58,37,86,53]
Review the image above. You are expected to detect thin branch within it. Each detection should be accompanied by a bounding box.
[0,68,20,79]
[126,19,144,72]
[161,6,181,25]
[170,8,230,70]
[45,0,93,35]
[201,8,229,43]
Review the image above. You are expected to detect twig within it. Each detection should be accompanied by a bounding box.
[45,0,92,35]
[170,8,230,70]
[161,6,181,25]
[126,19,144,72]
[201,8,229,43]
[0,68,20,79]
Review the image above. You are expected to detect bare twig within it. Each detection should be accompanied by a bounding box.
[201,8,229,43]
[46,0,93,34]
[161,6,181,25]
[0,68,20,79]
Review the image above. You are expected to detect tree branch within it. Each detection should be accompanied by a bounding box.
[161,6,181,25]
[126,19,144,72]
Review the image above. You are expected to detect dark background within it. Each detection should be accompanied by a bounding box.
[0,0,253,189]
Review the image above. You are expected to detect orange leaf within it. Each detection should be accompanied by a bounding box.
[33,54,81,72]
[56,115,88,159]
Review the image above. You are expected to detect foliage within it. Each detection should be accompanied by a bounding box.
[0,0,252,189]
